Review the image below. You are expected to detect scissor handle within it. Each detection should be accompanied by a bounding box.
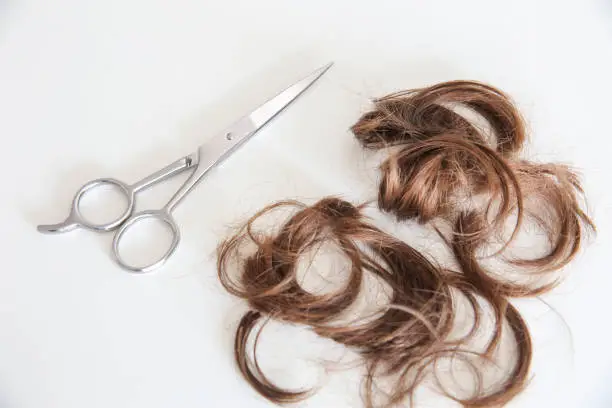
[37,178,135,234]
[111,209,180,273]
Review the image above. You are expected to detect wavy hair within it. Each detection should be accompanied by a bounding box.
[217,80,594,407]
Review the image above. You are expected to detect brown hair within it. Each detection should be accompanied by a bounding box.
[218,198,532,407]
[351,79,594,288]
[217,80,595,407]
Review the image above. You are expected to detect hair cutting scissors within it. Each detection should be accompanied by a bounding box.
[38,63,333,273]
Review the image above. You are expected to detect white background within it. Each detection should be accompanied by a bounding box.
[1,1,611,407]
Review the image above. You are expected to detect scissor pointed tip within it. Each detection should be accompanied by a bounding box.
[297,61,333,89]
[314,62,334,76]
[246,61,334,130]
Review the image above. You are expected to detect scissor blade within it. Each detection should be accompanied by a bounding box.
[249,62,333,130]
[183,62,332,202]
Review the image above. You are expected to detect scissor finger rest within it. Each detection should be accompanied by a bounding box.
[111,210,180,273]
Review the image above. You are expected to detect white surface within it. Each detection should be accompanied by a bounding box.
[1,1,611,407]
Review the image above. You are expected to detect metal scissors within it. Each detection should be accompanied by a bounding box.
[37,63,333,273]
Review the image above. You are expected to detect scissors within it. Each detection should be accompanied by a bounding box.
[37,63,333,273]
